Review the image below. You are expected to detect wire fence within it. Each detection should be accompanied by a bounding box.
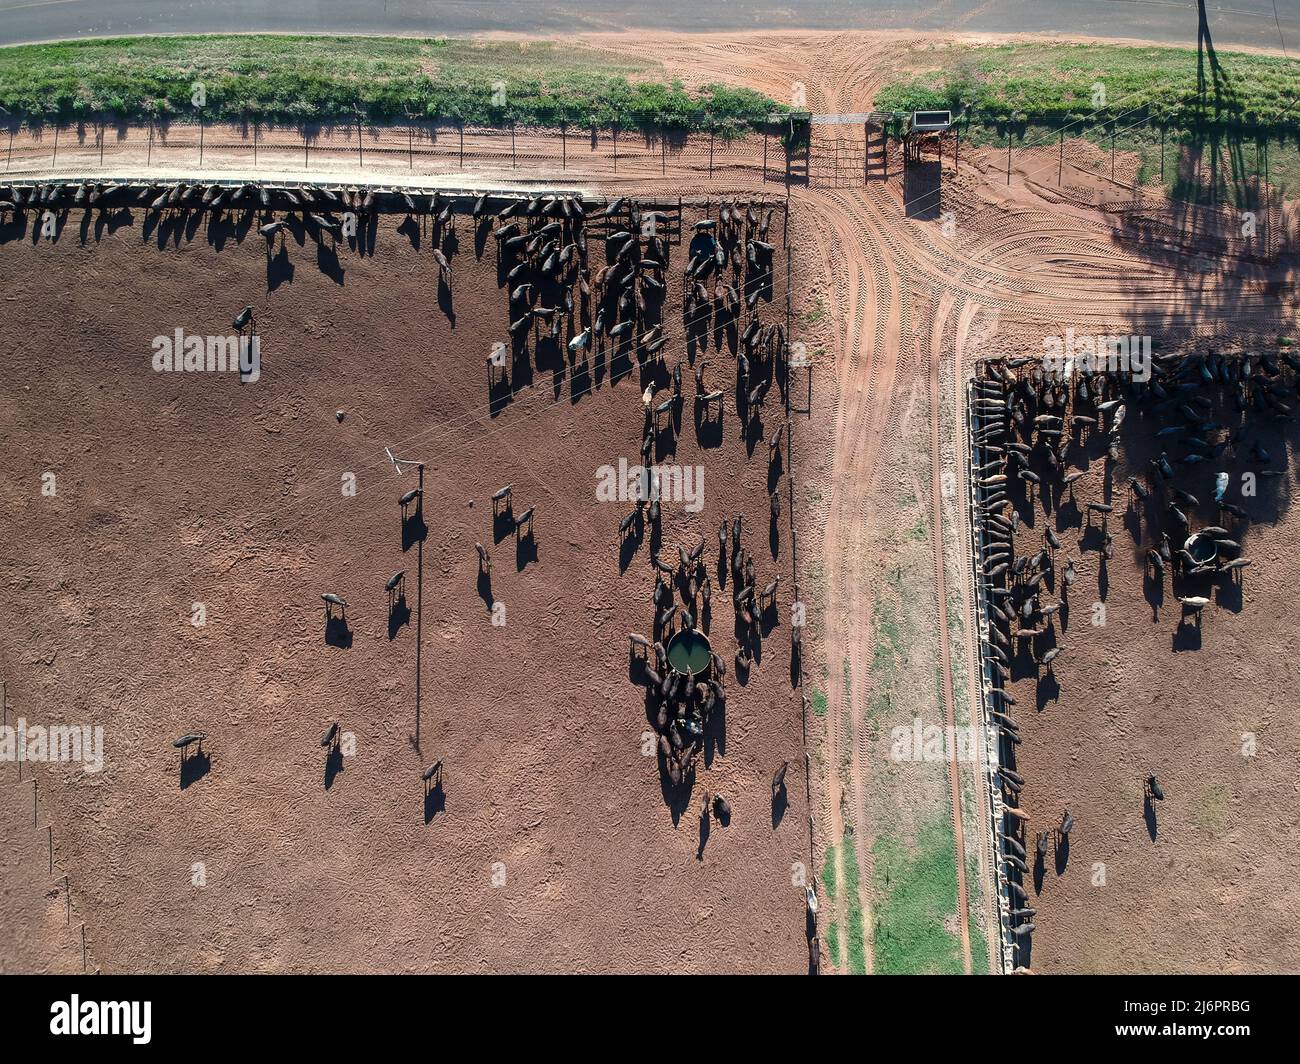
[2,115,797,186]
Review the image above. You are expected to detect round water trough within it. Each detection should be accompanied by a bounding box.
[1185,533,1217,566]
[666,630,712,678]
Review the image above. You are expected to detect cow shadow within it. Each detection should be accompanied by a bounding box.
[424,783,446,823]
[323,744,344,790]
[179,749,211,790]
[388,597,411,639]
[325,615,353,648]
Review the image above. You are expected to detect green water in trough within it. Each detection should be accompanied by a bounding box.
[666,630,712,677]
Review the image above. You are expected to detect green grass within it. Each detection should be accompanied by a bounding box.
[874,41,1300,133]
[825,921,841,968]
[811,687,828,717]
[874,41,1300,201]
[821,845,838,902]
[867,596,904,724]
[872,817,965,974]
[841,836,867,975]
[0,35,781,134]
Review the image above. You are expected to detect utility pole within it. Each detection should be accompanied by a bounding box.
[387,449,427,752]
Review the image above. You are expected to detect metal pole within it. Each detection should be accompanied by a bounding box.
[763,128,768,183]
[460,123,464,169]
[357,116,363,166]
[661,132,665,175]
[562,125,566,170]
[415,463,425,752]
[709,129,714,175]
[253,122,257,165]
[199,116,204,165]
[1058,128,1064,184]
[52,123,59,166]
[98,122,104,166]
[614,128,618,173]
[1006,132,1011,185]
[304,130,309,169]
[512,121,516,168]
[6,127,13,172]
[408,126,413,169]
[1110,125,1116,182]
[1265,138,1272,259]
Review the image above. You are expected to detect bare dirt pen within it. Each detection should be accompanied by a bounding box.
[978,349,1300,974]
[0,192,806,973]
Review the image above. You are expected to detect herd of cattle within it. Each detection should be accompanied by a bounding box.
[971,346,1289,971]
[5,178,800,832]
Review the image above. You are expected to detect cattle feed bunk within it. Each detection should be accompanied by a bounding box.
[966,375,1017,975]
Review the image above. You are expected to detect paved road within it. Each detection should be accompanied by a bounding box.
[0,0,1296,52]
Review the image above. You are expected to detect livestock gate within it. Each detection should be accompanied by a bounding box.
[804,112,896,187]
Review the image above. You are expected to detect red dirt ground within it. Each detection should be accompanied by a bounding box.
[0,196,808,973]
[990,350,1300,974]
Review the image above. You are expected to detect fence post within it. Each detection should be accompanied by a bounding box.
[512,121,516,168]
[6,126,13,172]
[99,121,104,167]
[661,132,665,175]
[1058,128,1063,184]
[52,122,59,167]
[408,125,413,170]
[562,124,566,170]
[613,127,618,173]
[199,116,204,165]
[1006,132,1011,185]
[763,128,768,183]
[304,129,309,169]
[460,122,464,169]
[357,115,363,166]
[709,128,714,175]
